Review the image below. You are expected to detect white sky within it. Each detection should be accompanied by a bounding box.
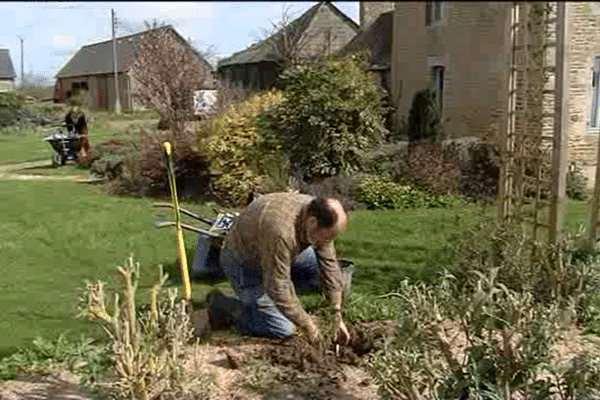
[0,1,359,85]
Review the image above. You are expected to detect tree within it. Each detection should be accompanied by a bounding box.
[258,52,387,181]
[130,21,214,137]
[406,89,444,142]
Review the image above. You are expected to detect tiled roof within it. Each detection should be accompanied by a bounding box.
[339,11,393,70]
[218,1,359,68]
[0,49,16,80]
[56,26,212,78]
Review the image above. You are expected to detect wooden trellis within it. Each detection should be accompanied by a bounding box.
[497,1,568,245]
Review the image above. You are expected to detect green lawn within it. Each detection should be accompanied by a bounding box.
[0,174,590,357]
[0,179,226,357]
[0,108,158,165]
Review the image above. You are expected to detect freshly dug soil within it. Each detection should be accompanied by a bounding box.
[205,320,398,397]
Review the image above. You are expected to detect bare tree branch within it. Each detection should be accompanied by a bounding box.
[252,3,339,72]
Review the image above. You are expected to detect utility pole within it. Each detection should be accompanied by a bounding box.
[17,36,24,88]
[112,9,122,115]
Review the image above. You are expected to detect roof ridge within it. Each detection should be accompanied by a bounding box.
[81,25,173,48]
[218,1,358,68]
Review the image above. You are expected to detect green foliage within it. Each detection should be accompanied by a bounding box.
[207,90,284,204]
[369,214,600,399]
[567,161,588,201]
[0,108,18,128]
[407,89,443,142]
[0,333,110,382]
[354,176,460,210]
[0,92,17,108]
[259,54,386,180]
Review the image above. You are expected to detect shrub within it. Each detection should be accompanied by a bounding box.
[207,90,284,205]
[355,176,459,210]
[370,219,598,399]
[0,92,17,108]
[566,161,588,201]
[259,52,387,181]
[406,89,443,142]
[91,126,210,198]
[81,256,210,399]
[457,140,499,199]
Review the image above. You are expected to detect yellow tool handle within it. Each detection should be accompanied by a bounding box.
[163,142,191,303]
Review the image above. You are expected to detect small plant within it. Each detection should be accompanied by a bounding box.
[82,256,205,400]
[354,176,460,210]
[0,92,17,108]
[0,333,110,382]
[0,108,17,128]
[566,161,588,201]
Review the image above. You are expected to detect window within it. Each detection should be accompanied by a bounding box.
[591,55,600,129]
[431,66,444,116]
[425,2,444,26]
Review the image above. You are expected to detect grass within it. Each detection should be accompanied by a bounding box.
[0,107,158,165]
[0,161,592,359]
[0,178,227,357]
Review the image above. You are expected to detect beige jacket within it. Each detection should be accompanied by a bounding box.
[222,192,344,329]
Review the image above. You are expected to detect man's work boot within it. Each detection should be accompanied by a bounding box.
[206,288,244,331]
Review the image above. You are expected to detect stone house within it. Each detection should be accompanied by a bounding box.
[217,1,360,90]
[339,10,394,107]
[359,1,600,188]
[54,26,213,109]
[0,49,16,91]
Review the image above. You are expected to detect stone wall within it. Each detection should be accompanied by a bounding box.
[564,2,600,188]
[359,2,395,31]
[391,2,512,142]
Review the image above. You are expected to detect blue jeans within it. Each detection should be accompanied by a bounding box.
[219,247,323,339]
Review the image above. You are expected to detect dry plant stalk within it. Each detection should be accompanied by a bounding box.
[84,256,196,400]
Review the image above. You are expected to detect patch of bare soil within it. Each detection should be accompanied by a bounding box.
[0,370,91,400]
[196,321,395,400]
[1,320,595,400]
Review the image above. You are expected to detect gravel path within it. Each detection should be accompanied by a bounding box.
[0,371,90,400]
[0,161,89,182]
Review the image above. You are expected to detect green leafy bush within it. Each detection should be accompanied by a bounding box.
[0,92,17,108]
[0,93,17,127]
[407,89,443,142]
[0,109,17,128]
[355,176,459,210]
[259,53,386,181]
[566,161,588,201]
[207,90,284,205]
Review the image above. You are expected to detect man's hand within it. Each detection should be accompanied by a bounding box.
[302,316,320,345]
[334,314,351,346]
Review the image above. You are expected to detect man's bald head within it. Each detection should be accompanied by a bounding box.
[305,197,349,247]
